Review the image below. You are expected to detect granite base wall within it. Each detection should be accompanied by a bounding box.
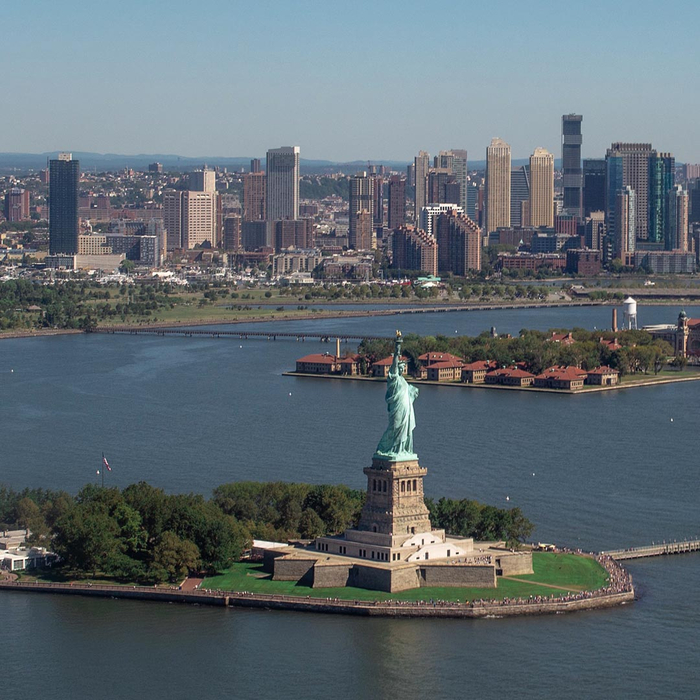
[497,552,534,575]
[312,563,352,588]
[272,558,315,585]
[419,564,496,588]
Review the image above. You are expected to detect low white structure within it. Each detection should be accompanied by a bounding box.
[1,547,56,571]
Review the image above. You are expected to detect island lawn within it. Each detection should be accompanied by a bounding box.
[203,552,609,602]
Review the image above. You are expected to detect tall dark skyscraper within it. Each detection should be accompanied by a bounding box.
[387,176,406,229]
[583,159,606,216]
[648,151,675,245]
[562,114,583,219]
[49,153,79,255]
[510,166,530,227]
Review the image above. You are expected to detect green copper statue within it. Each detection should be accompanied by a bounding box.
[374,331,419,461]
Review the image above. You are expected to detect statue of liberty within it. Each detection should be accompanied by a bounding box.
[374,331,419,461]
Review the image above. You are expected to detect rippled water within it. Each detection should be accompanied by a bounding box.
[1,304,699,698]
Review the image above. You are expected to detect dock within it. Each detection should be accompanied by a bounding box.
[603,539,700,560]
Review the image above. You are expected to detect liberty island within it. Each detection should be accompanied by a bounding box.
[265,331,536,592]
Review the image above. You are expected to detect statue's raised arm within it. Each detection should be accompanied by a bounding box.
[374,330,419,462]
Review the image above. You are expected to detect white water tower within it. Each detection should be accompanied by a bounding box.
[623,296,637,330]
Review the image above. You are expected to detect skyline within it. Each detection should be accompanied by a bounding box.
[3,1,700,162]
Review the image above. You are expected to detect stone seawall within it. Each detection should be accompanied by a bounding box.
[0,580,634,618]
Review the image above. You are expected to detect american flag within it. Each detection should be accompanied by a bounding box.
[102,454,112,472]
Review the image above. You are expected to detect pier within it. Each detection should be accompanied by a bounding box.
[603,539,700,560]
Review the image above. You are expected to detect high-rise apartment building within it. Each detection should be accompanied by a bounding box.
[615,186,636,260]
[266,146,300,244]
[529,148,554,228]
[223,216,241,251]
[391,226,438,277]
[585,211,606,250]
[387,176,406,229]
[447,150,468,211]
[250,158,261,173]
[274,219,314,251]
[349,172,374,249]
[510,167,530,227]
[371,174,383,230]
[4,188,30,222]
[435,210,482,275]
[485,138,511,234]
[414,151,430,220]
[163,190,217,249]
[666,185,688,251]
[583,159,606,216]
[243,172,266,221]
[648,152,675,245]
[190,168,216,193]
[562,114,583,219]
[49,153,80,255]
[419,204,463,238]
[606,143,653,241]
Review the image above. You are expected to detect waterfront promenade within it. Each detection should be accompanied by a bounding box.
[0,556,633,618]
[603,539,700,560]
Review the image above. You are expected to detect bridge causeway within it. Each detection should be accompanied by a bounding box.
[602,539,700,560]
[92,328,387,342]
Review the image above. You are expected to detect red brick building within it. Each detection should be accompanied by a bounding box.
[534,366,588,390]
[296,354,339,374]
[484,366,535,387]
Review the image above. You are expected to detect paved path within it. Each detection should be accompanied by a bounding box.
[501,576,586,592]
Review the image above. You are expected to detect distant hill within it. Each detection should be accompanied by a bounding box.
[0,151,558,175]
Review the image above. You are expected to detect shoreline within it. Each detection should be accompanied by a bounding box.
[285,371,700,394]
[0,579,634,618]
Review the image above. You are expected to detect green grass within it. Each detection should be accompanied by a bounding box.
[202,552,608,602]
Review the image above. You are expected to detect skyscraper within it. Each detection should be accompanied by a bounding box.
[190,167,216,193]
[450,149,468,211]
[529,148,554,228]
[4,188,30,222]
[485,138,511,234]
[648,151,675,245]
[414,151,430,221]
[266,146,300,244]
[615,186,636,260]
[606,143,653,241]
[243,172,266,221]
[349,172,374,250]
[163,190,217,249]
[510,166,530,227]
[562,114,583,219]
[391,226,438,276]
[250,158,261,173]
[49,153,80,255]
[583,159,606,216]
[666,185,688,251]
[387,176,406,229]
[435,209,482,275]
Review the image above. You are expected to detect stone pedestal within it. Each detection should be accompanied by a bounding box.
[355,457,432,540]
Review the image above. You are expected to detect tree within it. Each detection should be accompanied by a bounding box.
[152,531,200,582]
[119,259,136,274]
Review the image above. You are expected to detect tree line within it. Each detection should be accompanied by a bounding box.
[0,480,534,582]
[358,329,675,376]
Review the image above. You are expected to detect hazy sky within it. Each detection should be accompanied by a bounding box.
[3,0,699,162]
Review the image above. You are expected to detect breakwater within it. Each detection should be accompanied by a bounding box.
[0,556,634,618]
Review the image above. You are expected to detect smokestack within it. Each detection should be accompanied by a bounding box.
[612,308,618,332]
[336,338,340,358]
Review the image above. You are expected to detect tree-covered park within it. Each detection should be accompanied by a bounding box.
[0,481,533,583]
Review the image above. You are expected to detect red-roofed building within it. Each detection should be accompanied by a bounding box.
[484,366,535,387]
[426,360,464,382]
[418,351,463,367]
[296,353,339,374]
[599,337,622,352]
[462,360,498,383]
[534,365,588,390]
[371,356,408,378]
[547,332,576,345]
[339,354,362,376]
[585,366,619,386]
